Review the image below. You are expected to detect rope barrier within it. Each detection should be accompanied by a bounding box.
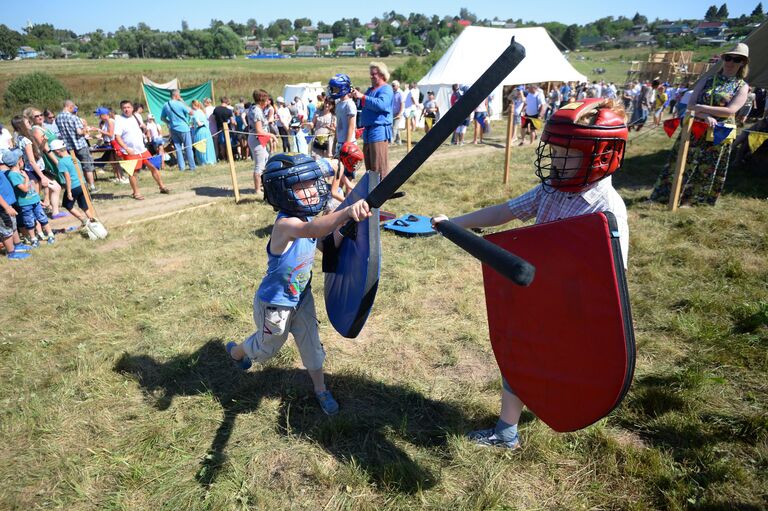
[85,129,224,164]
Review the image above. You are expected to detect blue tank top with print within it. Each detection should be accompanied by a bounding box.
[256,212,317,307]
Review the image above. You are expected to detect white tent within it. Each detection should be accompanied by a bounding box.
[282,82,326,111]
[418,26,588,120]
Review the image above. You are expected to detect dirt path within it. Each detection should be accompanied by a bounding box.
[49,141,505,232]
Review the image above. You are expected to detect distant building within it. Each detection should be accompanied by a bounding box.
[107,50,129,59]
[656,23,691,35]
[17,46,38,59]
[619,32,656,47]
[296,45,317,57]
[301,25,317,33]
[335,45,356,57]
[261,47,279,56]
[693,22,728,38]
[353,37,366,50]
[280,40,296,53]
[245,40,261,53]
[317,33,333,46]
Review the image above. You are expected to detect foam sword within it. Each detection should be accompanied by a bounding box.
[341,37,535,287]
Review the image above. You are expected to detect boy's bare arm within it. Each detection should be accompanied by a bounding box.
[433,203,516,230]
[274,200,370,246]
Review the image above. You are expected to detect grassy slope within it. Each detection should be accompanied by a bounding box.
[0,57,407,118]
[1,122,766,510]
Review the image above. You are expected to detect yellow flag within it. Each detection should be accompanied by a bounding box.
[748,132,768,154]
[531,117,543,130]
[193,139,207,153]
[118,158,138,176]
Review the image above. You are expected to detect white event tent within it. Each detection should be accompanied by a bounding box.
[418,26,588,120]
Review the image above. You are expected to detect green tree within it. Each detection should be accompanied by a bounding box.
[459,7,477,22]
[294,18,311,30]
[716,3,729,18]
[562,24,580,51]
[0,24,23,58]
[379,40,395,57]
[331,20,348,38]
[3,72,70,110]
[631,12,648,25]
[211,25,242,57]
[705,5,719,20]
[752,2,764,16]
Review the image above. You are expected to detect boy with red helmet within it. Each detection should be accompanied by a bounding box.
[432,98,629,449]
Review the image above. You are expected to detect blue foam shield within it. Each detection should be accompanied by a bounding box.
[324,172,381,338]
[382,214,437,237]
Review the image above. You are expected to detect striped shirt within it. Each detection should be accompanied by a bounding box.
[55,110,87,150]
[507,177,629,267]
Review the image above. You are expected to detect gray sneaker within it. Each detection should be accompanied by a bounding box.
[467,428,521,449]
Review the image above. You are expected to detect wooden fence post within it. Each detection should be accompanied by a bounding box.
[503,105,514,184]
[222,123,241,203]
[406,115,412,152]
[69,150,98,218]
[668,112,695,212]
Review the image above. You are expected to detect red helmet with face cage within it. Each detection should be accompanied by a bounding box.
[339,141,363,173]
[535,99,628,192]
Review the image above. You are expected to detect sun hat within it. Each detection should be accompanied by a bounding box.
[722,42,749,62]
[276,96,285,104]
[50,139,66,151]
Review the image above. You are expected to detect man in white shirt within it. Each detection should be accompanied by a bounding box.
[522,84,547,145]
[114,100,169,200]
[275,97,292,152]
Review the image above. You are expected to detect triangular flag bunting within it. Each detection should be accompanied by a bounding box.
[193,140,207,152]
[118,158,138,176]
[148,155,162,169]
[712,123,734,145]
[690,120,708,141]
[663,118,680,137]
[748,132,768,153]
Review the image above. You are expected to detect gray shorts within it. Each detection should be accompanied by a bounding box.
[0,209,16,239]
[242,293,325,371]
[248,136,268,175]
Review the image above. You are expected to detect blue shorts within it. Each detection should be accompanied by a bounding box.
[63,186,88,211]
[19,202,48,230]
[474,112,487,124]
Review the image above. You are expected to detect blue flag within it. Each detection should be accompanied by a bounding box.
[712,123,734,145]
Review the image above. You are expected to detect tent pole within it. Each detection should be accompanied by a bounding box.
[211,81,216,104]
[503,102,514,184]
[222,122,241,203]
[668,111,695,212]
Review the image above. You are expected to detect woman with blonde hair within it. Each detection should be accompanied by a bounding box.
[650,42,751,206]
[13,114,64,219]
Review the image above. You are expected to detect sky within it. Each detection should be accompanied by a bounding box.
[4,0,761,34]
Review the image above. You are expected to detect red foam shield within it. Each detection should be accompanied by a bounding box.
[482,212,635,432]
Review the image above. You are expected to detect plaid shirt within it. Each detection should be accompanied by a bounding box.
[507,177,629,267]
[55,110,87,150]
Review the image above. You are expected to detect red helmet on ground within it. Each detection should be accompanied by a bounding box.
[339,141,363,172]
[535,98,628,193]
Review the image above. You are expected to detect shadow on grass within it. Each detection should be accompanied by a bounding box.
[192,186,238,198]
[114,340,471,492]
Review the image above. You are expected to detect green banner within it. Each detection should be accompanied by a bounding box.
[142,81,213,128]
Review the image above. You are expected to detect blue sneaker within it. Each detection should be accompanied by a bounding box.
[6,251,31,260]
[316,390,339,415]
[14,243,33,252]
[47,235,55,245]
[225,341,252,370]
[467,428,521,450]
[30,239,40,249]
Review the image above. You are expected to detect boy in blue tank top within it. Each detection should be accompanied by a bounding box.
[226,153,370,415]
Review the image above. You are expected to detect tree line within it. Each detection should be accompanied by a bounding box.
[0,4,765,60]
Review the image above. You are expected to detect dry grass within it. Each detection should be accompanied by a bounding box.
[1,112,767,510]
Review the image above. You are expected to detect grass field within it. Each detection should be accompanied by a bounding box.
[0,57,408,118]
[1,107,766,510]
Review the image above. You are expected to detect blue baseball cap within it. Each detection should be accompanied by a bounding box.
[1,148,23,167]
[95,107,110,116]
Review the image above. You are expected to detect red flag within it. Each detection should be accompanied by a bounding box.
[690,120,708,141]
[663,118,680,137]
